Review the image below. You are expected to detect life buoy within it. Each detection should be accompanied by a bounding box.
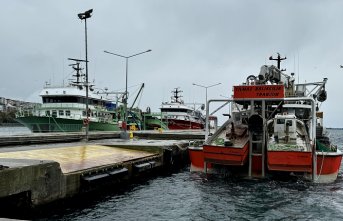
[83,118,89,126]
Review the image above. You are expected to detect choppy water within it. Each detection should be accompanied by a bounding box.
[3,129,343,220]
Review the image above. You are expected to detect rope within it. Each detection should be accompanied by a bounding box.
[314,151,325,182]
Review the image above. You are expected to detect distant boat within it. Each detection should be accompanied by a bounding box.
[146,88,205,130]
[15,61,120,132]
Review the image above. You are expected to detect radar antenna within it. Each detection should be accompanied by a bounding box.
[269,53,287,71]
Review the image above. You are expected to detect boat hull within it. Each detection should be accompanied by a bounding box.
[267,151,313,172]
[203,142,249,166]
[189,146,208,172]
[15,116,119,132]
[189,143,263,175]
[315,151,343,183]
[164,119,204,130]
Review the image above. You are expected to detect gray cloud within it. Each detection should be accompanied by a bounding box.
[1,0,342,127]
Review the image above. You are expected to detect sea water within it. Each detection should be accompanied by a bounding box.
[3,129,343,220]
[0,124,31,136]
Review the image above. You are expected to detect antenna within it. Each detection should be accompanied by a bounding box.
[171,87,183,103]
[297,51,300,84]
[269,53,287,71]
[68,58,88,86]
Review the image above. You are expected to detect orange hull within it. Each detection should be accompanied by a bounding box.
[203,142,249,166]
[316,152,342,175]
[267,151,313,172]
[189,146,206,172]
[314,152,343,183]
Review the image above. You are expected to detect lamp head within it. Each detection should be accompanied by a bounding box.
[78,9,93,20]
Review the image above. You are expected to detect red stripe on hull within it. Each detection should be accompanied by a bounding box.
[267,151,313,172]
[165,119,204,130]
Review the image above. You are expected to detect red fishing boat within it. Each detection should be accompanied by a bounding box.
[189,54,342,183]
[160,88,205,130]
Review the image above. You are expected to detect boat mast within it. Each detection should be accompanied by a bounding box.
[269,53,287,71]
[68,58,88,88]
[69,61,85,86]
[172,88,183,103]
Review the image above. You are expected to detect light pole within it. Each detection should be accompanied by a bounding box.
[78,9,93,141]
[192,82,221,110]
[104,49,151,138]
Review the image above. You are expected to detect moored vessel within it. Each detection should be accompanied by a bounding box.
[15,61,120,132]
[159,88,205,130]
[189,54,342,183]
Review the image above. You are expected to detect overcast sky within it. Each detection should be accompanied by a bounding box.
[1,0,343,127]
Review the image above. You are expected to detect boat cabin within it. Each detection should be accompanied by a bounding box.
[273,114,297,144]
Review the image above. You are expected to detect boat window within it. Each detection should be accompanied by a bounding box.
[286,120,292,126]
[82,111,86,116]
[43,96,79,103]
[277,119,285,124]
[52,110,57,118]
[46,110,50,116]
[59,110,64,116]
[161,108,188,113]
[66,110,71,116]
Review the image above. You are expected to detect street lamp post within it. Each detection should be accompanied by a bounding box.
[78,9,93,141]
[104,49,151,138]
[192,82,221,110]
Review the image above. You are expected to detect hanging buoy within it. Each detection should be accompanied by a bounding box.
[83,118,89,126]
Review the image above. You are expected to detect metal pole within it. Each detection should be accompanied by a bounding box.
[262,100,265,178]
[205,99,210,141]
[205,88,208,131]
[78,9,92,140]
[103,49,151,138]
[248,100,254,178]
[311,99,317,181]
[84,18,89,141]
[205,88,208,113]
[124,58,128,134]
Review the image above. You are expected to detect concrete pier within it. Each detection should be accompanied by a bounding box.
[0,130,204,146]
[0,131,121,146]
[0,137,192,208]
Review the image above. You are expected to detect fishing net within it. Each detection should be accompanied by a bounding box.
[316,140,337,152]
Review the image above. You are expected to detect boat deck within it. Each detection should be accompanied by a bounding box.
[0,145,156,174]
[268,136,311,152]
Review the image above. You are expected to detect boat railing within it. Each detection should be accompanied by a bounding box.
[42,103,114,113]
[143,112,165,118]
[42,103,87,109]
[16,105,40,117]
